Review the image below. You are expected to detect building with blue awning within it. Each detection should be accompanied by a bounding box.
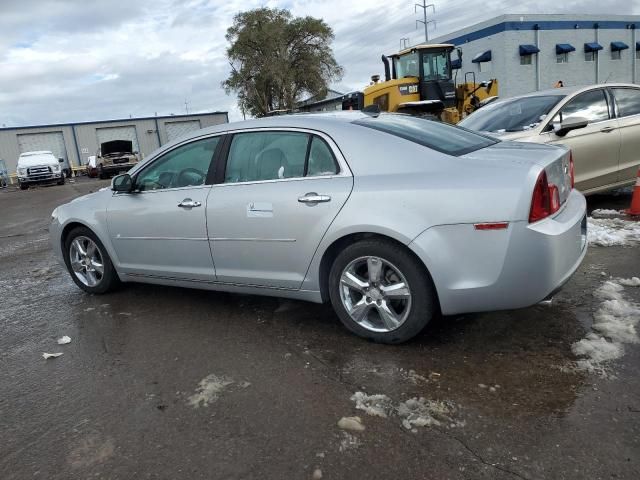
[427,14,640,99]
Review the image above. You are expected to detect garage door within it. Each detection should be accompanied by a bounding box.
[96,126,140,153]
[17,132,69,166]
[165,120,202,142]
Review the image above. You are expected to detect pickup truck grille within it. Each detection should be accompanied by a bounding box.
[28,166,52,176]
[112,157,130,165]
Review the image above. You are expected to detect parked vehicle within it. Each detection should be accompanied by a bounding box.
[459,83,640,195]
[0,159,8,187]
[16,151,65,190]
[86,156,98,178]
[50,112,586,343]
[96,140,139,179]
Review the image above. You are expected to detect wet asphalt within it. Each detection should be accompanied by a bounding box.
[0,179,639,480]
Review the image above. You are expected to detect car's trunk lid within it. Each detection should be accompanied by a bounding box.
[462,140,573,208]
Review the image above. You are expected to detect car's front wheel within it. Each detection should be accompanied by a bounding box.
[63,227,120,294]
[328,238,437,344]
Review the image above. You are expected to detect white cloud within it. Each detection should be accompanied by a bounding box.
[0,0,638,126]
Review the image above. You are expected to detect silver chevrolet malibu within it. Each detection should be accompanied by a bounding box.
[50,112,587,344]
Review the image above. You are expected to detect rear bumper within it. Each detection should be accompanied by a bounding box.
[409,189,587,315]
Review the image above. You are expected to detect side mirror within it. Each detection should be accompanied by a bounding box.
[58,157,64,163]
[111,173,134,193]
[553,117,588,137]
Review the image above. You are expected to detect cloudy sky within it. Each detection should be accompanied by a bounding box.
[1,0,638,126]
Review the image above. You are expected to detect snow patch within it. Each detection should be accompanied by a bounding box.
[350,391,462,430]
[591,209,620,217]
[350,392,393,418]
[587,217,640,247]
[618,277,640,287]
[397,397,461,429]
[187,374,234,408]
[572,280,640,375]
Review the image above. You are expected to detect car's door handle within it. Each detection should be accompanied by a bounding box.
[600,126,616,133]
[298,193,331,204]
[178,199,202,208]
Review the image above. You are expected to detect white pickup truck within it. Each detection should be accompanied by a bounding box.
[16,151,65,190]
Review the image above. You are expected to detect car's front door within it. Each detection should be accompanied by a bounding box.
[207,130,353,289]
[541,88,621,192]
[106,136,221,281]
[610,87,640,184]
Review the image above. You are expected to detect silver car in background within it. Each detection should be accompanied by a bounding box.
[50,112,587,343]
[459,83,640,195]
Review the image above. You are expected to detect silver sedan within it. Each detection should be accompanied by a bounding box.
[50,112,587,343]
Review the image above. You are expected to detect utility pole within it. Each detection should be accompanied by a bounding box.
[184,99,190,114]
[400,37,410,49]
[415,1,436,42]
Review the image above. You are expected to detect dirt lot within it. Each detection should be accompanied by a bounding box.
[1,179,639,480]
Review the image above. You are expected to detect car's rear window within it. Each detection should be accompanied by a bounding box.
[353,114,498,156]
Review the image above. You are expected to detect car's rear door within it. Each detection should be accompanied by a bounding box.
[106,136,221,281]
[541,88,621,192]
[206,129,353,289]
[609,87,640,184]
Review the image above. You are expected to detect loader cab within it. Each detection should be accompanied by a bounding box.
[391,45,457,109]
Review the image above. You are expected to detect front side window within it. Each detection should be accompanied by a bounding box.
[422,51,449,81]
[556,53,569,63]
[479,60,492,72]
[354,114,497,156]
[585,51,596,62]
[520,54,533,65]
[612,50,621,60]
[459,95,564,133]
[612,88,640,117]
[556,89,610,123]
[394,52,419,78]
[224,132,339,184]
[135,136,219,191]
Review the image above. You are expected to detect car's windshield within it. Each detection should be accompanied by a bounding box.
[394,52,419,78]
[354,114,498,156]
[459,95,565,133]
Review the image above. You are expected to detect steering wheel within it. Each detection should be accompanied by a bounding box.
[175,168,206,188]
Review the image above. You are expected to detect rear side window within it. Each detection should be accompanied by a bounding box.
[354,114,497,156]
[307,137,339,176]
[225,132,308,183]
[224,132,340,183]
[612,88,640,117]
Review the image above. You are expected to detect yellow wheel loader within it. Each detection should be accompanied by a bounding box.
[342,44,498,124]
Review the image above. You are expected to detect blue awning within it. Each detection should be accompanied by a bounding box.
[556,44,576,54]
[519,44,539,55]
[611,41,629,51]
[471,50,492,63]
[451,58,461,69]
[584,42,603,52]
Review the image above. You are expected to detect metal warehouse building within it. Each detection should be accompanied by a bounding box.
[429,14,640,99]
[0,112,228,174]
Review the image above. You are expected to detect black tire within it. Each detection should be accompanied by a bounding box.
[57,175,65,186]
[98,166,107,180]
[328,238,437,344]
[63,226,120,294]
[19,182,28,190]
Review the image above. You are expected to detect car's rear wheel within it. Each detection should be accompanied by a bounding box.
[63,227,120,294]
[328,238,437,344]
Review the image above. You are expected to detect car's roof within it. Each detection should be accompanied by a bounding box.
[506,83,640,100]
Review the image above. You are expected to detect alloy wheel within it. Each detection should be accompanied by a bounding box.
[338,256,412,332]
[69,236,104,287]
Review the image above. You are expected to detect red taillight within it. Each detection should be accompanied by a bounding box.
[569,151,575,189]
[530,170,563,223]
